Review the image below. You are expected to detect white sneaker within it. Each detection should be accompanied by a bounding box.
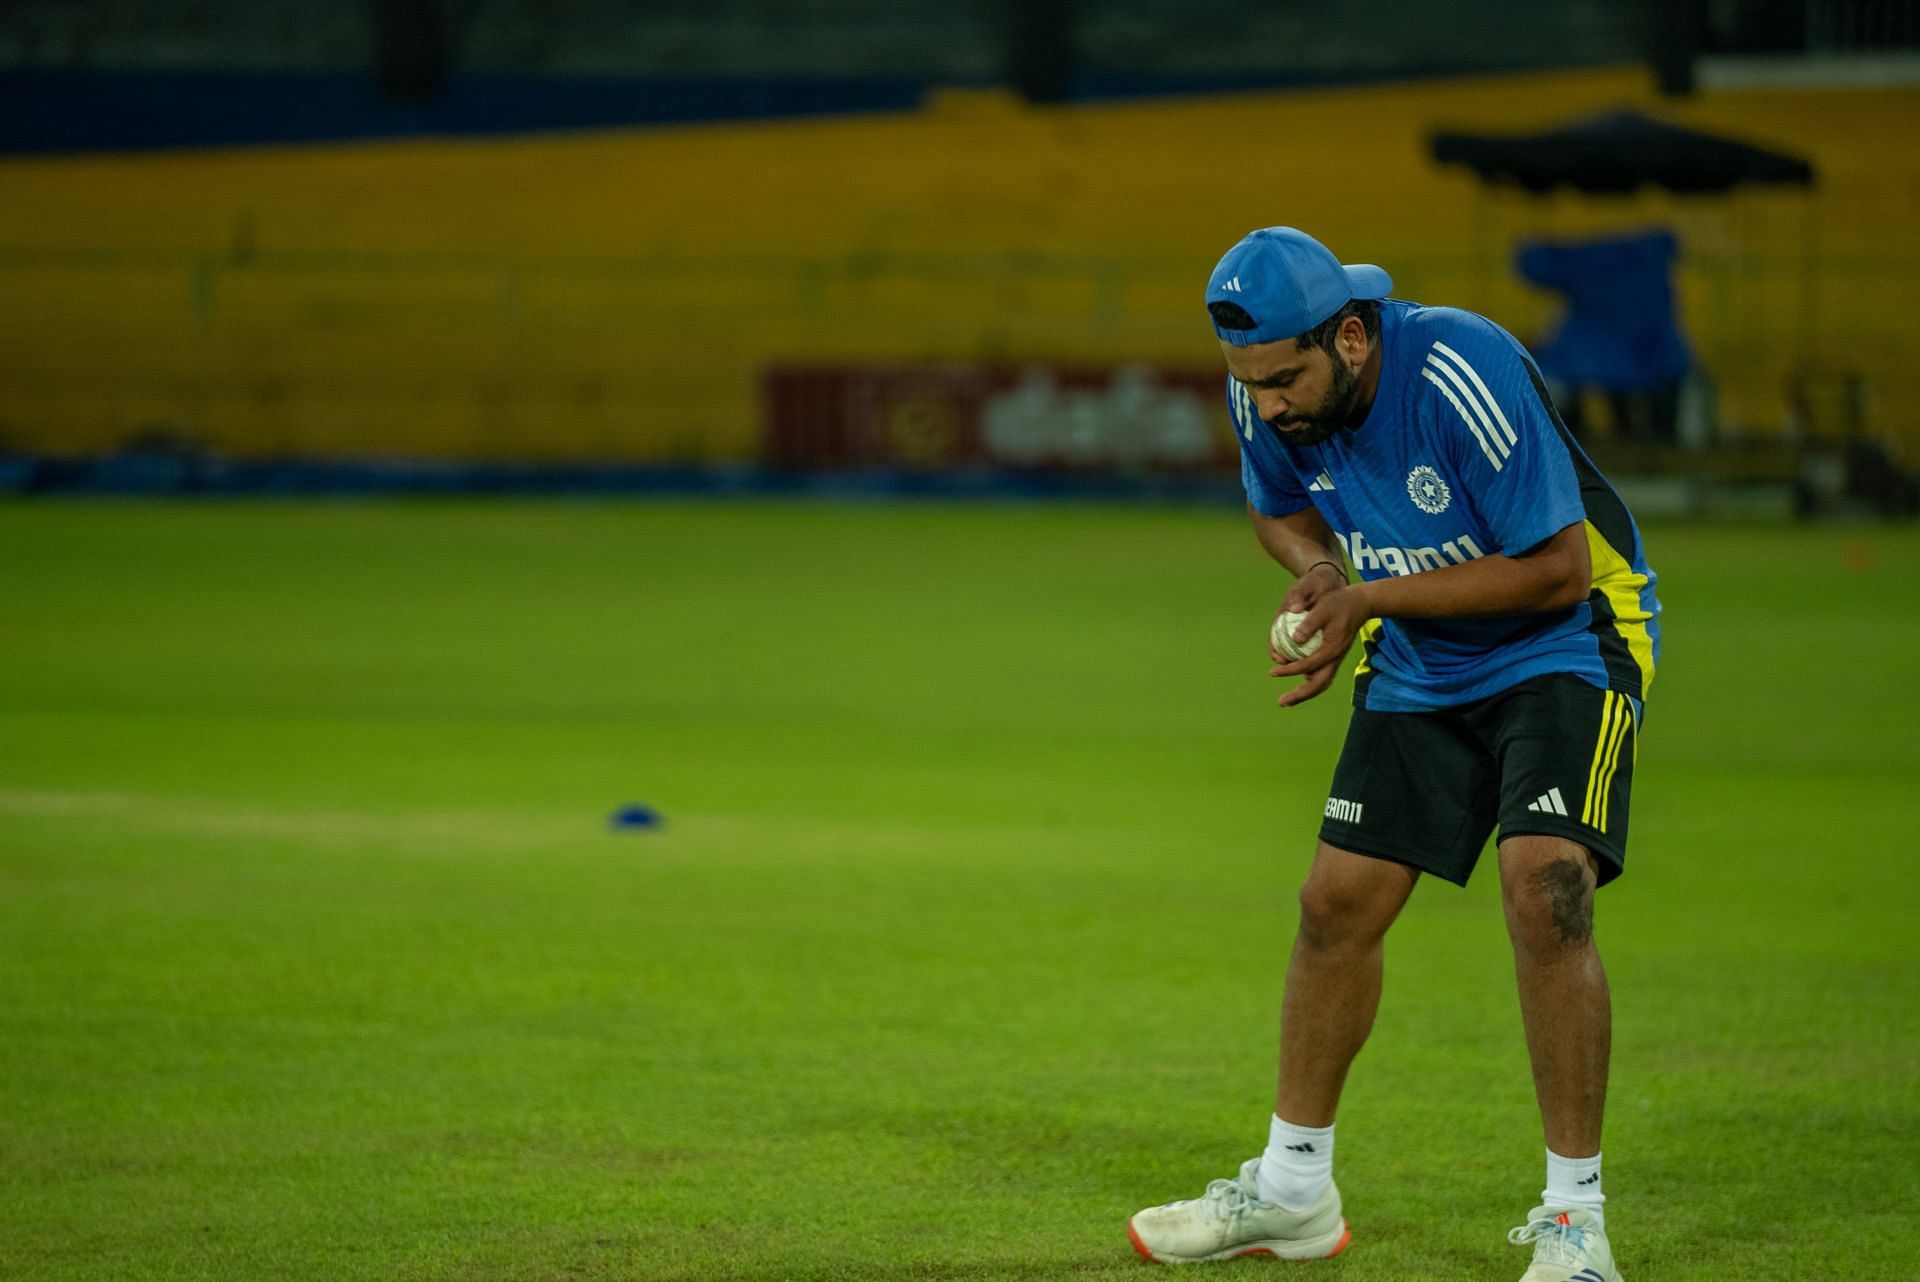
[1508,1206,1624,1282]
[1127,1157,1351,1264]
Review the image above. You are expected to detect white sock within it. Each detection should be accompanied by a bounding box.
[1543,1148,1605,1229]
[1256,1115,1334,1211]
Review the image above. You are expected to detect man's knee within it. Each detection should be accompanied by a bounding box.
[1503,843,1597,951]
[1297,845,1413,950]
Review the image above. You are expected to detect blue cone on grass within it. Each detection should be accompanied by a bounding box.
[610,803,664,831]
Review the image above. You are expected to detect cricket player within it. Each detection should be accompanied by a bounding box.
[1126,228,1659,1282]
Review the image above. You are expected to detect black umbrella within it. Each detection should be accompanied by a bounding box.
[1430,109,1815,195]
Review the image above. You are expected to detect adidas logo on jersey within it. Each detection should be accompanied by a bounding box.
[1307,470,1335,492]
[1525,787,1569,816]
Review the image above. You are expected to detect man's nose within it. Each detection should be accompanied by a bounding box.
[1253,390,1288,421]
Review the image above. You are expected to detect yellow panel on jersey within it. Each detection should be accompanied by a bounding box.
[1352,618,1386,677]
[1583,521,1657,696]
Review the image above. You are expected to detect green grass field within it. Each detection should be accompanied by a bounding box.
[2,500,1916,1281]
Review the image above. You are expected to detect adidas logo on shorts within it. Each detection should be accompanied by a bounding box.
[1525,787,1569,816]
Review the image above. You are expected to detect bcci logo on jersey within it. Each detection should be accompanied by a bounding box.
[1406,465,1450,514]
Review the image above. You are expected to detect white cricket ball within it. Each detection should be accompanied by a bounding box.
[1270,609,1324,661]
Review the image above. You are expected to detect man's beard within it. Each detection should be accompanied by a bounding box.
[1269,354,1361,447]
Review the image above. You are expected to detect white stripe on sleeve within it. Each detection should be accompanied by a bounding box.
[1423,352,1509,461]
[1420,367,1503,470]
[1430,340,1518,445]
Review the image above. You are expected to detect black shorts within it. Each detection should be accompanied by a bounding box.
[1318,673,1641,887]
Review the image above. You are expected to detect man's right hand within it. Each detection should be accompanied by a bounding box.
[1267,563,1350,708]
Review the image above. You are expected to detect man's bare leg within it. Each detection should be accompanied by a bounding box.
[1126,844,1416,1262]
[1277,842,1421,1125]
[1497,835,1610,1159]
[1496,834,1623,1281]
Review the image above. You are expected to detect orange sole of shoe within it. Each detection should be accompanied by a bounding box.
[1125,1219,1353,1264]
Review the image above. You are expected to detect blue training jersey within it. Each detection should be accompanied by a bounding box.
[1229,298,1662,713]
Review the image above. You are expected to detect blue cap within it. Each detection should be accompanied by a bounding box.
[1206,228,1393,347]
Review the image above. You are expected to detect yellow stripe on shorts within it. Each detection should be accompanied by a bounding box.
[1594,697,1633,831]
[1581,693,1615,825]
[1580,692,1633,831]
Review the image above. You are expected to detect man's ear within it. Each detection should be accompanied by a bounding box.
[1339,315,1370,367]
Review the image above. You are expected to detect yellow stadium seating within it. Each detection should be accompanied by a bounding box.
[1,64,1913,463]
